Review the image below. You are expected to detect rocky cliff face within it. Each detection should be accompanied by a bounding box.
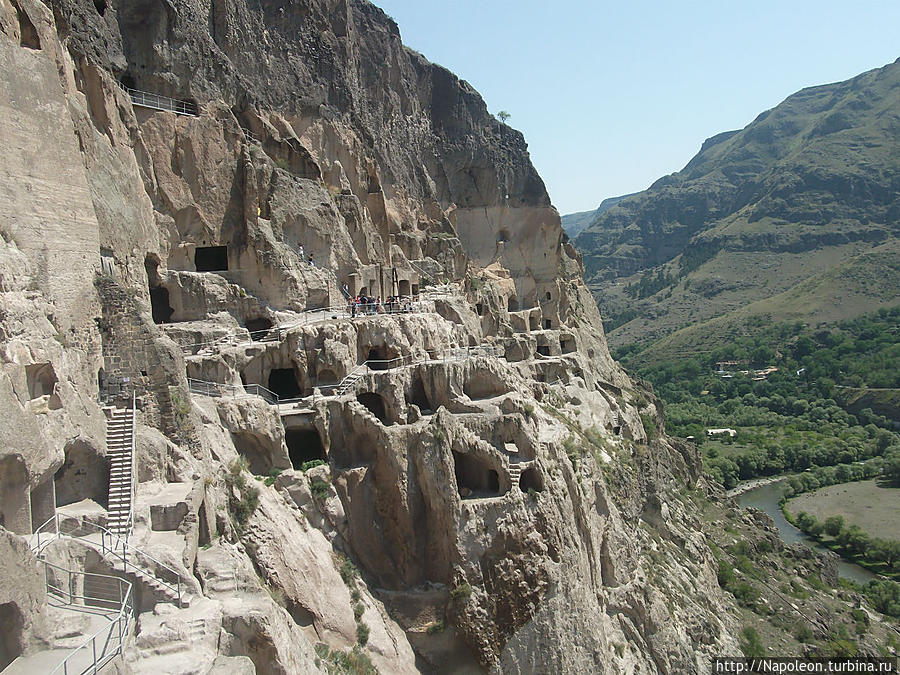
[0,0,763,672]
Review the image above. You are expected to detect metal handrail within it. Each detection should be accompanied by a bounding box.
[177,299,430,353]
[313,343,504,398]
[123,391,136,538]
[36,559,133,675]
[187,377,280,405]
[119,82,198,116]
[32,514,183,606]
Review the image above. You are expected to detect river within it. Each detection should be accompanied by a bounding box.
[735,478,877,584]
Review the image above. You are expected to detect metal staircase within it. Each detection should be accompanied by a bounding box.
[106,393,136,537]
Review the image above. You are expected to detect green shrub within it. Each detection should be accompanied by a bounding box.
[355,621,369,646]
[450,583,472,600]
[739,627,765,657]
[310,478,330,498]
[301,459,325,472]
[427,619,445,634]
[340,558,359,585]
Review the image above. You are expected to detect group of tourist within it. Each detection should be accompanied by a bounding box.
[349,294,413,317]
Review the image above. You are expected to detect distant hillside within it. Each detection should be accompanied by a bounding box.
[561,193,636,238]
[574,58,900,356]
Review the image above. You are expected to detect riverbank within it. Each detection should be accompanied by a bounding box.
[726,475,789,498]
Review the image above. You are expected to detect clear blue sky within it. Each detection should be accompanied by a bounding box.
[373,0,900,215]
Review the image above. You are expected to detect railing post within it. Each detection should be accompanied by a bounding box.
[92,635,98,673]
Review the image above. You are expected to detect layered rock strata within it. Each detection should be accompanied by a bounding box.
[0,0,752,672]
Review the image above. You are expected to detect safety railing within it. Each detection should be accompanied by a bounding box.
[187,377,280,405]
[32,514,183,607]
[124,391,137,538]
[39,560,134,675]
[177,299,430,354]
[313,343,505,398]
[119,83,198,116]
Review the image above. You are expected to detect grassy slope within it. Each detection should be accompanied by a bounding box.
[574,59,900,353]
[628,239,900,366]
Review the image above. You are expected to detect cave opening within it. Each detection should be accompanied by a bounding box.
[544,319,552,330]
[561,338,575,354]
[398,279,411,296]
[452,451,500,498]
[507,297,519,312]
[0,603,24,670]
[194,246,229,272]
[146,256,174,324]
[411,283,419,295]
[120,74,136,89]
[476,302,483,316]
[0,456,29,534]
[285,429,326,468]
[545,291,552,301]
[268,368,301,400]
[14,2,40,49]
[55,439,110,508]
[366,346,391,370]
[357,392,389,425]
[25,363,57,400]
[245,317,273,340]
[519,467,544,493]
[536,345,550,357]
[529,315,539,331]
[92,0,106,15]
[408,377,432,413]
[149,286,174,324]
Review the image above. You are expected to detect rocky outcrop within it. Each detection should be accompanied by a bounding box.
[5,0,863,672]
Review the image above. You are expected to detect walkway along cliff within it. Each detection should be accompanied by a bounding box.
[2,0,876,672]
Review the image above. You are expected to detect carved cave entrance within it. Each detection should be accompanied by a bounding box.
[357,392,389,425]
[317,369,339,387]
[366,346,393,370]
[245,317,273,340]
[285,429,326,469]
[55,439,110,508]
[452,451,500,498]
[519,467,544,493]
[268,368,302,400]
[0,456,30,534]
[529,315,539,331]
[536,345,550,357]
[146,256,173,324]
[507,297,519,312]
[194,246,229,272]
[398,279,411,296]
[561,338,575,354]
[0,603,24,670]
[408,377,432,413]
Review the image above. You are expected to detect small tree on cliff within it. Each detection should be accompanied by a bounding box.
[497,110,511,123]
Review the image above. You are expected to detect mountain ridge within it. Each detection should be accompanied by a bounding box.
[573,58,900,353]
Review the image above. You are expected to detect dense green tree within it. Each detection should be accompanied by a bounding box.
[823,515,844,537]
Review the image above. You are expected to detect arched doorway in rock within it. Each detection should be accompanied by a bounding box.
[357,392,389,425]
[366,346,394,370]
[519,466,544,493]
[145,255,174,324]
[408,377,432,413]
[0,603,24,669]
[398,279,411,296]
[284,428,327,469]
[452,451,501,498]
[268,368,302,400]
[245,317,273,340]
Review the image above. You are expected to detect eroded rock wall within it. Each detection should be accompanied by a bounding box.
[0,0,748,672]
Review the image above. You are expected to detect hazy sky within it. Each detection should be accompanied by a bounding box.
[373,0,900,215]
